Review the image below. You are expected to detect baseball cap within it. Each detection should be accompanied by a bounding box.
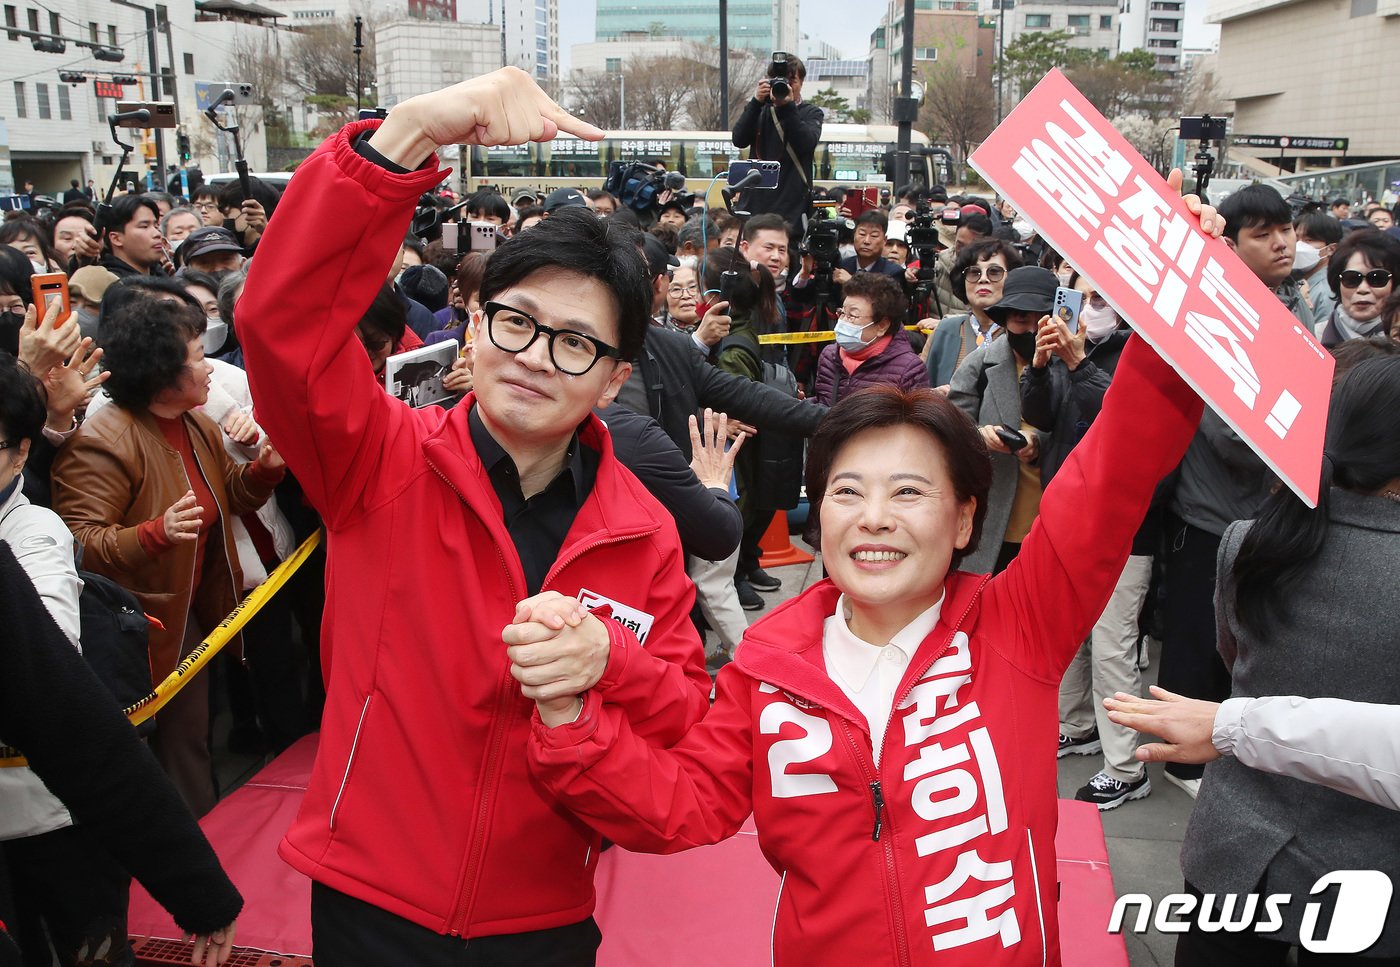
[640,234,680,278]
[885,221,909,244]
[543,188,588,213]
[511,187,540,205]
[180,226,243,263]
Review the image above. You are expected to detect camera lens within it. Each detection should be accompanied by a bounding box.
[771,77,790,100]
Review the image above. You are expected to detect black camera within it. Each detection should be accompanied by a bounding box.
[804,210,841,266]
[768,51,793,102]
[907,200,942,253]
[603,161,686,213]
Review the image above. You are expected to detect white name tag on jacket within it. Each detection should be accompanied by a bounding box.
[578,588,655,646]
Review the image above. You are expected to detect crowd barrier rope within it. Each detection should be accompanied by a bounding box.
[757,324,925,346]
[0,529,324,769]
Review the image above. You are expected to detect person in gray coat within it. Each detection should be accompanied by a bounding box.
[1174,354,1400,964]
[947,266,1054,573]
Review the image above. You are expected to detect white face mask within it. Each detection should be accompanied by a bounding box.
[1056,267,1074,287]
[29,259,46,275]
[1012,218,1033,241]
[1080,303,1120,341]
[838,243,856,261]
[1293,241,1321,273]
[202,319,228,356]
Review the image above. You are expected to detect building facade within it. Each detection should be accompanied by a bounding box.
[595,0,798,54]
[458,0,558,85]
[988,0,1119,57]
[1119,0,1184,69]
[377,18,503,106]
[1207,0,1393,161]
[866,0,995,124]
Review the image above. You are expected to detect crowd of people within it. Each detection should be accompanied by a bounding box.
[1,65,1399,966]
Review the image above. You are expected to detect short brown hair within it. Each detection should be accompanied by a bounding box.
[454,251,488,304]
[841,271,906,335]
[804,385,991,569]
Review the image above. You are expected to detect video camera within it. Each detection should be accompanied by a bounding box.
[603,161,686,213]
[907,199,945,318]
[768,51,794,101]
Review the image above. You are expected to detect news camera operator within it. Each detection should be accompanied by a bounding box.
[731,53,823,233]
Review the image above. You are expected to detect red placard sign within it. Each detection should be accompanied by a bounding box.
[970,69,1332,506]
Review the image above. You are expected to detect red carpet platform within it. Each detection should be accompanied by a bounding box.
[130,735,1127,966]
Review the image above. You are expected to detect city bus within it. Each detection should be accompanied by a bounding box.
[456,123,948,199]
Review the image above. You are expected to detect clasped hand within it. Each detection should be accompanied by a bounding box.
[504,591,610,727]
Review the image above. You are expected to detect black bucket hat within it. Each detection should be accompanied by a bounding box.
[986,266,1057,325]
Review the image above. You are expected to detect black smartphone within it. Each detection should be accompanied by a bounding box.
[995,424,1028,452]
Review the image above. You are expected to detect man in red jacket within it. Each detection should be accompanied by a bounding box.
[237,68,712,965]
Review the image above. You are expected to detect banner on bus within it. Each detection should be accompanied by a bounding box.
[969,69,1333,506]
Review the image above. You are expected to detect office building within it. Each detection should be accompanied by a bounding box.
[595,0,798,54]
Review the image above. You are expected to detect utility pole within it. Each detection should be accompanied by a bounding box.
[112,0,165,187]
[719,0,729,130]
[354,17,363,113]
[894,0,916,187]
[995,2,1005,123]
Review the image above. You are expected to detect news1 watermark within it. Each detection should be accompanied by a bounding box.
[1108,871,1394,953]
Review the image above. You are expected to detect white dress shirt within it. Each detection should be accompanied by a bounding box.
[822,594,944,764]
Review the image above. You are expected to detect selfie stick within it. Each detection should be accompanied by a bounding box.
[204,89,251,199]
[721,167,764,217]
[96,107,152,242]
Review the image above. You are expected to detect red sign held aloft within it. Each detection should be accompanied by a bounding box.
[970,69,1333,506]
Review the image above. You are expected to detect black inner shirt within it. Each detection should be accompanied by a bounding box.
[467,405,598,596]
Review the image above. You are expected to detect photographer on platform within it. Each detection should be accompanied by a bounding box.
[731,53,823,233]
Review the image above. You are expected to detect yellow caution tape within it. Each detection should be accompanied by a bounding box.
[757,325,925,346]
[0,530,324,769]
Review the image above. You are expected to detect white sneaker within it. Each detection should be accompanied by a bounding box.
[1164,772,1201,799]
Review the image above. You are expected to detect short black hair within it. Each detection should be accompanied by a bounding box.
[107,194,160,235]
[218,176,282,220]
[951,239,1024,303]
[0,218,54,267]
[742,212,789,242]
[177,268,222,298]
[1219,185,1292,242]
[960,213,993,239]
[479,206,651,362]
[0,351,46,448]
[192,185,220,204]
[98,296,206,410]
[1294,210,1343,246]
[854,210,888,232]
[0,245,34,308]
[467,190,511,223]
[1326,228,1400,298]
[356,281,406,354]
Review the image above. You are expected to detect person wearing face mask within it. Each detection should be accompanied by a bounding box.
[67,266,118,341]
[947,266,1054,574]
[1292,211,1342,330]
[1018,272,1167,808]
[812,273,925,408]
[1316,228,1400,349]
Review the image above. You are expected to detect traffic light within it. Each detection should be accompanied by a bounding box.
[177,132,191,162]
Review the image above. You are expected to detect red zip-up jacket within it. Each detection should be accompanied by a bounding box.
[532,338,1203,965]
[237,121,712,937]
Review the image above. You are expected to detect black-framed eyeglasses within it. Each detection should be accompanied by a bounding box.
[1338,269,1393,289]
[483,301,623,376]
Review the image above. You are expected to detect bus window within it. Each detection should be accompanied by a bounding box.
[477,143,537,178]
[547,136,604,178]
[825,140,887,184]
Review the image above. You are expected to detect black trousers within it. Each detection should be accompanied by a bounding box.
[1156,514,1234,781]
[310,883,601,967]
[1175,880,1400,966]
[2,825,133,967]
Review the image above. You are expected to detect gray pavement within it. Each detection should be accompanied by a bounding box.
[747,547,1193,967]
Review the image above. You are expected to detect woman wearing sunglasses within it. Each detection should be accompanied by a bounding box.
[923,239,1023,393]
[1318,229,1400,349]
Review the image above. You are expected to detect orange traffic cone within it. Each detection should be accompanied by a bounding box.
[758,510,814,568]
